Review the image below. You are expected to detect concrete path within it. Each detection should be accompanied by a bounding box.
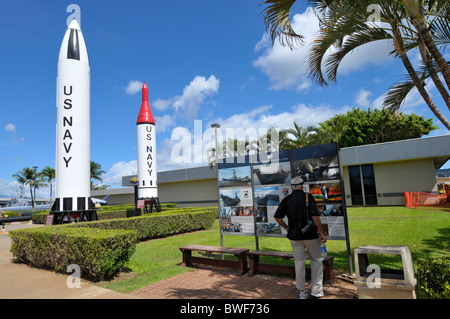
[0,223,139,299]
[1,223,357,300]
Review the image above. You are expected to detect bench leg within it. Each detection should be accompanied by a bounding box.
[236,253,248,276]
[248,255,259,277]
[323,259,334,285]
[181,250,192,267]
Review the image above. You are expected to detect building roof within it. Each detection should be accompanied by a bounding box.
[341,135,450,169]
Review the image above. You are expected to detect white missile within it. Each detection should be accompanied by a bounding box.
[137,83,158,199]
[52,19,95,220]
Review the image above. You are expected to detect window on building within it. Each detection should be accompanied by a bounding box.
[348,164,377,206]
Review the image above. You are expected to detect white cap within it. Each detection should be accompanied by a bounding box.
[291,177,304,185]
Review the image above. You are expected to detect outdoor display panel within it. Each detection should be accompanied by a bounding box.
[218,143,349,241]
[253,150,291,238]
[291,143,346,240]
[218,155,255,236]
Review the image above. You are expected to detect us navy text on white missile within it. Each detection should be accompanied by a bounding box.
[62,85,74,168]
[145,126,154,180]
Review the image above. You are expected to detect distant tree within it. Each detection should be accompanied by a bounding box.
[90,161,107,190]
[12,167,45,209]
[40,166,55,205]
[279,122,318,149]
[326,107,438,147]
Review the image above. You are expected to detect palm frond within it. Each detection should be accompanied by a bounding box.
[383,80,417,111]
[259,0,304,49]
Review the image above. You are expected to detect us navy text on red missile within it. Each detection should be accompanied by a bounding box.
[145,126,154,180]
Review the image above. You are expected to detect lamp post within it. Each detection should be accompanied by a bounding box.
[211,123,223,248]
[211,123,221,167]
[32,166,38,210]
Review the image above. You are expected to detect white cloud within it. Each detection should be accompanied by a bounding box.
[0,179,20,197]
[155,114,174,132]
[5,123,16,133]
[152,98,171,111]
[125,80,144,95]
[102,160,137,185]
[254,10,393,92]
[153,102,351,170]
[4,123,24,143]
[153,75,220,123]
[173,75,220,120]
[102,101,352,182]
[213,103,348,132]
[355,89,372,108]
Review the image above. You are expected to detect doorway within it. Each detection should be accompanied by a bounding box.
[348,164,377,206]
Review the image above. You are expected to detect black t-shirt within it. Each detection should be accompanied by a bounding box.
[274,189,319,240]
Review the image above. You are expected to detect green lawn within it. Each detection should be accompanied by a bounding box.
[101,206,450,293]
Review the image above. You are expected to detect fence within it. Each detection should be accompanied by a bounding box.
[404,191,448,208]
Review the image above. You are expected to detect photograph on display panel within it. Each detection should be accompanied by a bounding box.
[218,157,256,236]
[291,143,347,240]
[252,150,292,238]
[218,165,252,188]
[252,150,291,186]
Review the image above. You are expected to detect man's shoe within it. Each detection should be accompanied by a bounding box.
[299,290,308,299]
[311,290,324,298]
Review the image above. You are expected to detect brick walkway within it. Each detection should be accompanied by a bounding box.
[130,266,357,299]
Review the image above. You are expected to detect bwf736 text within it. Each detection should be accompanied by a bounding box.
[224,303,270,314]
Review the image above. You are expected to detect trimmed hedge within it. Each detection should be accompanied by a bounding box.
[67,208,216,241]
[9,226,137,281]
[30,203,180,224]
[417,257,450,299]
[10,207,216,281]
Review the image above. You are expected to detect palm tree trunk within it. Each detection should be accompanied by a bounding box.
[29,184,35,209]
[414,19,450,90]
[425,57,450,112]
[402,0,450,90]
[393,28,450,130]
[49,183,53,206]
[401,53,450,129]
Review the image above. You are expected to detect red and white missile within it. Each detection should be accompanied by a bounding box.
[137,83,158,199]
[52,19,94,217]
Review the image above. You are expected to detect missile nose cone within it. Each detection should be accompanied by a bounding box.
[68,19,81,31]
[142,82,149,103]
[137,82,155,125]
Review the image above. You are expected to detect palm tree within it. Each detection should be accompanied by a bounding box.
[12,167,37,208]
[316,114,347,144]
[259,0,450,130]
[40,166,55,206]
[280,122,319,149]
[402,0,450,90]
[90,161,106,190]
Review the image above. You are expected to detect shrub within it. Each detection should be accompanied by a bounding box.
[32,212,49,224]
[1,211,22,217]
[31,203,179,224]
[13,207,216,281]
[9,226,137,281]
[416,257,450,299]
[67,209,216,241]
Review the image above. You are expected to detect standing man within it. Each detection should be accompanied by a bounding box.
[274,177,327,299]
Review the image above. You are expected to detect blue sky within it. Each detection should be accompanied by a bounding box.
[0,0,449,198]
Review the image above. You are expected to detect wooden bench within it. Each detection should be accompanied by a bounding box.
[179,244,249,275]
[247,250,335,285]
